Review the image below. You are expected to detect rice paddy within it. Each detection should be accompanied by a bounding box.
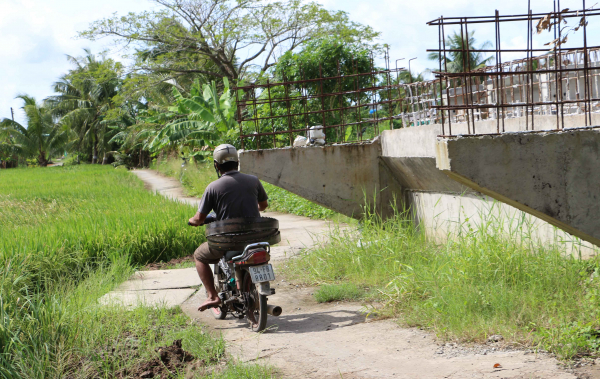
[0,165,273,378]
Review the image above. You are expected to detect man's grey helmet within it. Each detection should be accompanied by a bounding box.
[213,144,238,164]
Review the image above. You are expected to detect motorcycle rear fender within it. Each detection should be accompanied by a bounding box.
[258,281,271,296]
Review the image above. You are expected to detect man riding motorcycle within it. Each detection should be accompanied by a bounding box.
[188,144,269,312]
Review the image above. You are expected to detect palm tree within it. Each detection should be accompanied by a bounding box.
[428,31,493,73]
[0,96,69,166]
[396,70,425,85]
[46,50,120,164]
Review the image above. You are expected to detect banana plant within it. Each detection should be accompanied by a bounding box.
[150,78,237,159]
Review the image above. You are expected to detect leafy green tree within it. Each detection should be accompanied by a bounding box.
[0,96,69,166]
[0,129,17,168]
[248,38,374,146]
[80,0,380,84]
[428,31,493,73]
[46,50,122,164]
[148,78,237,160]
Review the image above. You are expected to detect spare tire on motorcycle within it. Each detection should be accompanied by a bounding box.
[205,217,280,251]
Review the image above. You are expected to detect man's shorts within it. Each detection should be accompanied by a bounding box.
[193,242,225,264]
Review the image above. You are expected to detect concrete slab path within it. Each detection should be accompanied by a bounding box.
[118,169,584,379]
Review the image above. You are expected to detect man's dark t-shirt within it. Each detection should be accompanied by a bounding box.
[197,170,268,220]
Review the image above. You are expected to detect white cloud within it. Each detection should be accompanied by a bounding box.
[0,0,150,124]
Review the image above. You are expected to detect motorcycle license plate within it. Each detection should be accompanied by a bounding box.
[249,264,276,283]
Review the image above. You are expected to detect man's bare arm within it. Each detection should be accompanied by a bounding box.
[258,200,268,212]
[188,212,207,226]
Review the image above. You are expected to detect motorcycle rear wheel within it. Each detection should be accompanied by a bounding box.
[242,270,268,332]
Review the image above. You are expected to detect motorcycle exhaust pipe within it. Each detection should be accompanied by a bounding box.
[267,304,282,317]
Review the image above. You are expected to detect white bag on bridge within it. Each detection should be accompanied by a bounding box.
[308,125,325,140]
[293,136,308,147]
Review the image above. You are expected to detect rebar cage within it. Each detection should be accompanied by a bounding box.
[233,52,413,150]
[428,1,600,136]
[234,1,600,148]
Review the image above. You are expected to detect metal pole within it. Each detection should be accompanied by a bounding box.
[408,58,417,83]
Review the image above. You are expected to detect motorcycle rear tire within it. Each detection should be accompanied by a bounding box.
[242,270,268,332]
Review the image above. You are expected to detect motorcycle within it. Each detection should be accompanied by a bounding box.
[200,215,282,332]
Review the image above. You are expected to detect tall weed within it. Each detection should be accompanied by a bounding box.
[287,210,600,359]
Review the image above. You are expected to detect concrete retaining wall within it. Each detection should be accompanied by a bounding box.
[239,139,401,219]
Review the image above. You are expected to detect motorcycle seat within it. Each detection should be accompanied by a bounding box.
[224,247,267,262]
[224,250,242,260]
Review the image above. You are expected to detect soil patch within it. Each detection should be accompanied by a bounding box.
[145,255,194,270]
[119,340,195,378]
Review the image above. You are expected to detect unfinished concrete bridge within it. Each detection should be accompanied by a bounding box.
[236,5,600,255]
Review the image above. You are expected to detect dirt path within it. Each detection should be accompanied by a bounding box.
[132,169,590,379]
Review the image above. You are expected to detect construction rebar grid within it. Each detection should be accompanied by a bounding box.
[233,53,408,150]
[428,2,600,136]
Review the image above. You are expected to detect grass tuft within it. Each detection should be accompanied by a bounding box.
[314,283,366,303]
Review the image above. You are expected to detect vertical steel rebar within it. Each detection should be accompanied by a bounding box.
[235,82,244,150]
[438,17,445,135]
[354,59,362,141]
[385,49,395,131]
[583,0,592,125]
[494,10,501,133]
[459,18,472,134]
[497,10,506,132]
[337,60,344,142]
[558,0,565,129]
[252,89,260,150]
[266,79,276,147]
[281,74,294,147]
[300,65,310,136]
[319,65,327,143]
[441,17,452,135]
[464,18,477,133]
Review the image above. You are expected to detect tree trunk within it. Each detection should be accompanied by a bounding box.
[38,150,48,167]
[92,133,98,164]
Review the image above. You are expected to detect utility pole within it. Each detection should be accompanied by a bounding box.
[10,107,14,122]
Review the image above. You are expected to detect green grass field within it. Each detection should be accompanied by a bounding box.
[0,166,274,378]
[286,212,600,360]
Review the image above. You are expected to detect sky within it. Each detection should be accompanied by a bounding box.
[1,0,598,125]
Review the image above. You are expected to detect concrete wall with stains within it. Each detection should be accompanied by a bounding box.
[239,139,400,219]
[436,128,600,248]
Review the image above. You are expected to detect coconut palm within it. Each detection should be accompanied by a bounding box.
[396,70,425,84]
[428,31,493,73]
[0,95,69,166]
[46,50,121,163]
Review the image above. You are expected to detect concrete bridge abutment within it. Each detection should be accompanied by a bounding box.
[239,122,599,256]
